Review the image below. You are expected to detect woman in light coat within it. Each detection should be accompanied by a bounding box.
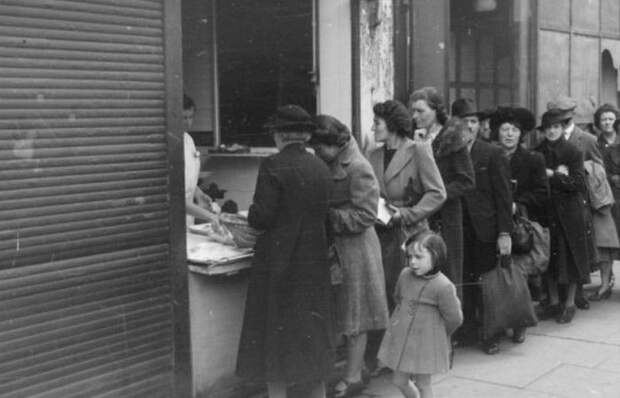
[365,100,446,375]
[311,115,389,398]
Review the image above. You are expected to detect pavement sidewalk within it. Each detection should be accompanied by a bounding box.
[359,264,620,398]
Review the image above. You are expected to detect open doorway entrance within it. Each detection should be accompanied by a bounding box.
[449,0,515,109]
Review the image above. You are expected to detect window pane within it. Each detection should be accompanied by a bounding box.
[182,0,215,146]
[217,0,315,147]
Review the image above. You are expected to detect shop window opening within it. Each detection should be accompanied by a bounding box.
[182,0,318,148]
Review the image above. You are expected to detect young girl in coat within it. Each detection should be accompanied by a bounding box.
[377,232,463,398]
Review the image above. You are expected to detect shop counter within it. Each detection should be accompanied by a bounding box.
[186,231,254,398]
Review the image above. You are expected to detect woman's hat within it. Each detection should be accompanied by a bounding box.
[490,106,536,133]
[538,108,569,130]
[263,104,316,133]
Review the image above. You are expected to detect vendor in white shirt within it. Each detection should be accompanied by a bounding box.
[183,95,221,229]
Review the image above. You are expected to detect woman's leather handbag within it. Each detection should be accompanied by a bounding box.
[512,219,550,275]
[512,213,534,254]
[480,256,538,339]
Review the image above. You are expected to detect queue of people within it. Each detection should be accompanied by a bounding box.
[182,91,620,398]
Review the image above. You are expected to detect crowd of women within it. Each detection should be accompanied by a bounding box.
[231,89,620,398]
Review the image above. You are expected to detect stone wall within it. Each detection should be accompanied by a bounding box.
[358,0,394,153]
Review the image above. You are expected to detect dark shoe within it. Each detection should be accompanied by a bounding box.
[575,295,590,310]
[367,365,391,378]
[588,287,612,301]
[536,303,562,320]
[482,339,500,355]
[332,379,365,398]
[512,327,526,344]
[556,306,576,324]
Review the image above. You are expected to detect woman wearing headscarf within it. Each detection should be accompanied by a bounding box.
[310,115,389,398]
[491,106,548,342]
[408,87,475,301]
[535,109,591,324]
[236,105,334,398]
[590,104,620,300]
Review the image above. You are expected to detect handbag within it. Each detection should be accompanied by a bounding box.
[480,256,538,339]
[512,220,550,275]
[511,212,534,254]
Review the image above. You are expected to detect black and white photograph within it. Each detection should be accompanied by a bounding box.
[3,0,620,397]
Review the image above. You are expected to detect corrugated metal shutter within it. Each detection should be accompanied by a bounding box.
[0,1,176,397]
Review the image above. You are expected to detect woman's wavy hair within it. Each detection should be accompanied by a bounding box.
[309,114,351,147]
[408,86,448,126]
[372,100,412,137]
[593,103,620,129]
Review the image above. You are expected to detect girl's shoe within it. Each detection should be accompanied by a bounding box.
[331,379,365,398]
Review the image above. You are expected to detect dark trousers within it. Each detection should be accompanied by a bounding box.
[461,212,498,340]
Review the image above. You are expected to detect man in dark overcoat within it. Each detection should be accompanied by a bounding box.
[236,105,334,398]
[547,96,602,311]
[454,99,513,355]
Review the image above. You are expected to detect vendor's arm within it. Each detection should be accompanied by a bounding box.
[186,196,220,228]
[398,142,447,225]
[194,186,220,214]
[329,160,379,234]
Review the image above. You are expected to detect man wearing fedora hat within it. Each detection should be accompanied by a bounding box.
[236,104,334,398]
[452,98,514,354]
[451,98,482,139]
[547,96,602,311]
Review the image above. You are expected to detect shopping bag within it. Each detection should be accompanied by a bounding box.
[480,256,538,339]
[512,219,550,275]
[512,214,534,254]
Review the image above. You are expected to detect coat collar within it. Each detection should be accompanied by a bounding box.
[384,138,415,183]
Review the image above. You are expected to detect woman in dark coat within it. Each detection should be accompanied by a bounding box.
[408,87,475,299]
[491,106,548,342]
[310,115,389,398]
[491,107,548,222]
[535,109,591,324]
[236,105,334,398]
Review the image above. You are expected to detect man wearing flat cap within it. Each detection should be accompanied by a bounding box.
[237,104,334,398]
[547,96,602,165]
[547,96,601,311]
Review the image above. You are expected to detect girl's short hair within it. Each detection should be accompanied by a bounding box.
[403,231,448,274]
